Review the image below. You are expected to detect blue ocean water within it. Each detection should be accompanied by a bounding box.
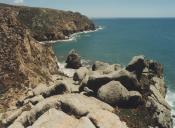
[53,18,175,118]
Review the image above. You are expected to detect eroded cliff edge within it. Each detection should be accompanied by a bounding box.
[0,3,95,109]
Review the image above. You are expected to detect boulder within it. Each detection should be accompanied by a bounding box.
[85,69,140,93]
[66,49,82,69]
[33,81,71,98]
[8,97,60,127]
[87,109,128,128]
[31,108,79,128]
[7,94,115,127]
[59,94,114,116]
[73,67,89,82]
[97,81,129,105]
[92,61,121,74]
[126,55,146,79]
[76,117,96,128]
[92,61,110,71]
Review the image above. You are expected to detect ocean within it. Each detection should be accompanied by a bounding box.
[53,18,175,124]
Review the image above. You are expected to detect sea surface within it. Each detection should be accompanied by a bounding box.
[53,18,175,125]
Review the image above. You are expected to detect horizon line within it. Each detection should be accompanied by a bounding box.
[91,17,175,19]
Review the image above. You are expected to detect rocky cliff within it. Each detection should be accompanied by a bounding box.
[0,3,95,109]
[0,3,95,41]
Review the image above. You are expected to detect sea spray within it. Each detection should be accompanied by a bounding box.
[57,59,92,78]
[166,90,175,127]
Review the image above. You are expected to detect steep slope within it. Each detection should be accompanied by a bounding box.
[0,3,95,109]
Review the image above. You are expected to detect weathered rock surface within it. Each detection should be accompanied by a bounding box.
[97,81,142,107]
[126,56,172,128]
[92,61,121,74]
[66,50,82,69]
[81,69,140,93]
[73,67,89,82]
[1,55,173,128]
[97,81,129,105]
[3,93,127,128]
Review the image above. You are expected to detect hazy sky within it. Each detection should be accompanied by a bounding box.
[1,0,175,18]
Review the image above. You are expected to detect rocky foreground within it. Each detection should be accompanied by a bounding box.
[1,50,173,128]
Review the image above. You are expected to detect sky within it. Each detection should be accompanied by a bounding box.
[0,0,175,18]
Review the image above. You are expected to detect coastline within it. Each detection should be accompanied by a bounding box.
[39,26,104,44]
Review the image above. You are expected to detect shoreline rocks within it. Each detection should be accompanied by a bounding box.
[1,55,173,128]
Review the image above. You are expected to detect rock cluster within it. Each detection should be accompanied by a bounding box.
[1,54,173,128]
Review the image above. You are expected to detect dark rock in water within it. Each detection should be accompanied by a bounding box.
[66,50,82,69]
[126,55,146,79]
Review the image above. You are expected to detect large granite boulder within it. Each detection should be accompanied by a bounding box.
[66,50,82,69]
[73,67,89,82]
[82,69,140,93]
[97,81,142,107]
[97,81,129,105]
[92,61,121,74]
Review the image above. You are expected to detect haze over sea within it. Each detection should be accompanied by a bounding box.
[53,18,175,120]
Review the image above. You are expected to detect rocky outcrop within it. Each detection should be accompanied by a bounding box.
[66,49,82,69]
[1,55,172,128]
[2,93,127,128]
[0,3,95,42]
[97,81,142,107]
[0,3,95,110]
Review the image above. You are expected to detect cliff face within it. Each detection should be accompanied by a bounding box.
[17,8,95,41]
[0,7,59,92]
[0,3,95,108]
[2,3,95,41]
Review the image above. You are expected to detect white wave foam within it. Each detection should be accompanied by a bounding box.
[166,89,175,127]
[39,26,104,44]
[57,58,92,78]
[57,62,75,78]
